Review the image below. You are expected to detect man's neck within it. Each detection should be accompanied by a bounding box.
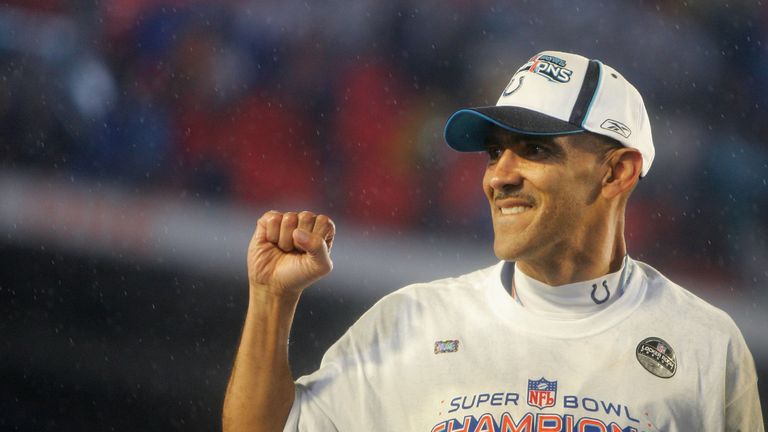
[515,234,627,286]
[516,253,624,286]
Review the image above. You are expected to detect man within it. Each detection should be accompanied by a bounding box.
[223,51,764,431]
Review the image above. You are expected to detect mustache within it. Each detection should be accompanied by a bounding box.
[493,192,536,205]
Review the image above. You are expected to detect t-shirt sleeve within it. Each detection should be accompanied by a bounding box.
[724,321,764,431]
[282,288,412,431]
[283,385,340,432]
[725,383,764,432]
[282,329,360,432]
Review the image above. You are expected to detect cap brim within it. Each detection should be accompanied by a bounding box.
[444,106,584,152]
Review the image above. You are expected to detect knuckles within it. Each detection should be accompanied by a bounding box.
[298,211,316,220]
[261,211,283,225]
[314,214,335,232]
[258,210,334,235]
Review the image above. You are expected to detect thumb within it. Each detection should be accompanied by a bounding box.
[293,229,329,258]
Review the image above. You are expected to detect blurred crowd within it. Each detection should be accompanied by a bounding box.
[1,0,767,287]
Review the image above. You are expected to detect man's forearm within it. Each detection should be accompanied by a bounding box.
[223,288,301,432]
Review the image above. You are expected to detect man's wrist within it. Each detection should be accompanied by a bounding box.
[248,284,302,306]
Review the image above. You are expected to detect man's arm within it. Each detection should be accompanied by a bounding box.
[222,211,335,432]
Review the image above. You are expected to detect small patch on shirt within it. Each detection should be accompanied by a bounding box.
[434,340,459,354]
[636,337,677,378]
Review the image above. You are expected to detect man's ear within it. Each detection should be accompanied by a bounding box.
[601,149,643,199]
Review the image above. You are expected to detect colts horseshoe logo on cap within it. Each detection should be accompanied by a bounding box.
[636,337,677,378]
[502,75,525,96]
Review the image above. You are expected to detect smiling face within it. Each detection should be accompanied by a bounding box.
[483,129,613,263]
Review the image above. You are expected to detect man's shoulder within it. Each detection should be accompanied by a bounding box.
[635,259,742,333]
[384,261,501,304]
[349,262,501,330]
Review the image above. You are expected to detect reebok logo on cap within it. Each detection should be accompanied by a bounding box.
[601,119,632,138]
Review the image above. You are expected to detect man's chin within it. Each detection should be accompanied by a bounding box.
[493,242,523,262]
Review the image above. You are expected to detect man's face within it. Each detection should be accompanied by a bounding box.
[482,131,607,262]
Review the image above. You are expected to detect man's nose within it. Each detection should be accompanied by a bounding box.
[488,149,524,191]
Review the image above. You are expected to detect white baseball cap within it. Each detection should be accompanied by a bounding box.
[444,51,655,177]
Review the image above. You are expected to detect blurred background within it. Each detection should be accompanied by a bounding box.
[0,0,766,430]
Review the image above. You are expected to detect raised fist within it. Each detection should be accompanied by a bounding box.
[248,210,335,296]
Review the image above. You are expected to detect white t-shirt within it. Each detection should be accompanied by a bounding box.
[284,258,763,431]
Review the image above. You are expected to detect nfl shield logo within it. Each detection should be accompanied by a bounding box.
[527,377,557,410]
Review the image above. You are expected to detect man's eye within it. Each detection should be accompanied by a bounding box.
[487,146,502,161]
[523,142,550,157]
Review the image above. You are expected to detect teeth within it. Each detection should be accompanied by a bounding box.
[500,206,529,215]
